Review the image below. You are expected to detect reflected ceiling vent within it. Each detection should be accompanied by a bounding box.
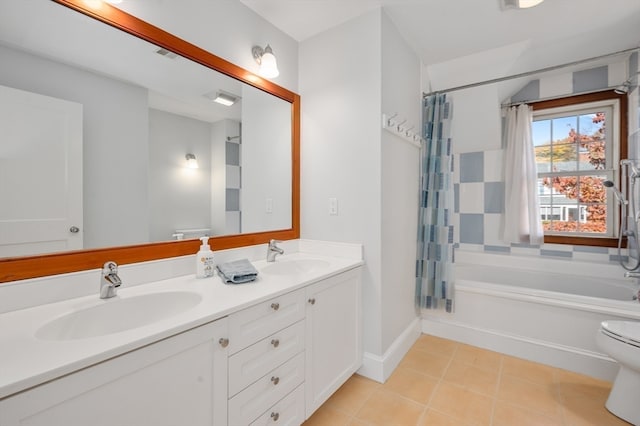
[155,48,178,60]
[203,90,241,106]
[500,0,544,9]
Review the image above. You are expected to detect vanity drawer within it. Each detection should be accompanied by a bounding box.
[228,289,305,354]
[228,352,305,426]
[229,320,305,397]
[250,384,305,426]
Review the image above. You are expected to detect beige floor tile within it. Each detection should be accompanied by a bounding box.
[383,367,439,405]
[556,369,613,401]
[429,382,493,426]
[398,348,452,379]
[502,355,558,386]
[442,358,500,397]
[493,400,564,426]
[411,334,459,358]
[325,374,381,416]
[303,403,353,426]
[454,343,502,372]
[418,409,462,426]
[354,388,426,425]
[346,418,371,426]
[497,375,563,418]
[562,394,632,426]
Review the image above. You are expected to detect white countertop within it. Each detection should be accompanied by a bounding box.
[0,252,363,399]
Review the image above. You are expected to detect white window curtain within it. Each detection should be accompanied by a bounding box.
[502,104,544,245]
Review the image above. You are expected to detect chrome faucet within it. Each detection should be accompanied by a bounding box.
[267,239,284,262]
[624,271,640,278]
[100,261,122,299]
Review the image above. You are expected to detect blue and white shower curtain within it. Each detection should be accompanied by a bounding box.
[415,94,455,312]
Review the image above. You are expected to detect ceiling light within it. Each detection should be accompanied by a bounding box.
[500,0,544,9]
[185,153,199,169]
[252,44,280,78]
[212,92,237,106]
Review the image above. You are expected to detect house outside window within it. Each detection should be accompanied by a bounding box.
[531,91,627,247]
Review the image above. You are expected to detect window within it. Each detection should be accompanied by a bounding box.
[531,91,627,247]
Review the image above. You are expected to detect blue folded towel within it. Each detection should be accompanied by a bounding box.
[217,259,259,284]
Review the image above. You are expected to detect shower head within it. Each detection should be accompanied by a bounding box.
[603,180,628,205]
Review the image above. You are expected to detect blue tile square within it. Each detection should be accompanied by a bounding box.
[573,66,608,93]
[460,152,484,183]
[454,183,460,213]
[459,213,484,244]
[511,80,540,103]
[484,182,504,213]
[226,188,240,211]
[226,142,240,166]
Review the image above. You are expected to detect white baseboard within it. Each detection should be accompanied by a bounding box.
[358,317,421,383]
[421,317,619,381]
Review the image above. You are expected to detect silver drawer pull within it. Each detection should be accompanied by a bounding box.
[271,339,280,348]
[218,338,229,348]
[271,412,280,422]
[270,302,280,311]
[271,376,280,385]
[308,298,316,305]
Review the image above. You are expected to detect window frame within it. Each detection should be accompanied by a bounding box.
[531,90,628,247]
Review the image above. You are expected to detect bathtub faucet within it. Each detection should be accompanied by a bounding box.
[624,271,640,279]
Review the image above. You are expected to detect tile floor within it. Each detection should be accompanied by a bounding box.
[303,334,631,426]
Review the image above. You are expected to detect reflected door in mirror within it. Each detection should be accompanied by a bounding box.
[0,85,83,257]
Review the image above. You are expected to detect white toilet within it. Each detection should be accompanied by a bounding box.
[597,320,640,425]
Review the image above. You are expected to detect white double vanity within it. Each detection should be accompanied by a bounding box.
[0,240,363,426]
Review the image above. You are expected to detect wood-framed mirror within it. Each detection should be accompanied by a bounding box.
[0,0,300,283]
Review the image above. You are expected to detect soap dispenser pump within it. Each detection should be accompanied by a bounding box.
[196,236,215,278]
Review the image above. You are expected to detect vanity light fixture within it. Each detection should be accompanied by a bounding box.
[500,0,544,9]
[185,153,199,169]
[252,44,279,78]
[213,92,237,106]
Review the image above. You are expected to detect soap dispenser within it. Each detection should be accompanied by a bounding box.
[196,236,215,278]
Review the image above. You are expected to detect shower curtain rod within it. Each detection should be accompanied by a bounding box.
[422,46,639,97]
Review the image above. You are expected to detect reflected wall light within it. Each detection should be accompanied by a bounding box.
[252,44,279,78]
[500,0,544,9]
[185,153,199,169]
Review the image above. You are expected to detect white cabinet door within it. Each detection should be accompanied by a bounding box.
[305,268,362,418]
[0,319,228,426]
[0,84,83,257]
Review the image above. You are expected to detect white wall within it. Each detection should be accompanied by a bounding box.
[241,86,292,233]
[380,12,422,353]
[148,109,212,241]
[0,45,149,249]
[300,8,421,362]
[210,121,228,235]
[300,9,384,356]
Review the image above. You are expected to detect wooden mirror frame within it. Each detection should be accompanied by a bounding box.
[0,0,300,283]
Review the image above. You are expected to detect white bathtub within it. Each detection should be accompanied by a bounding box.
[421,251,640,380]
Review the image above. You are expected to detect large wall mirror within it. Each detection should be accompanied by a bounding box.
[0,0,300,282]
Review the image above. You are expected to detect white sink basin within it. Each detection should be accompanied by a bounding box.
[261,258,330,275]
[35,291,202,341]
